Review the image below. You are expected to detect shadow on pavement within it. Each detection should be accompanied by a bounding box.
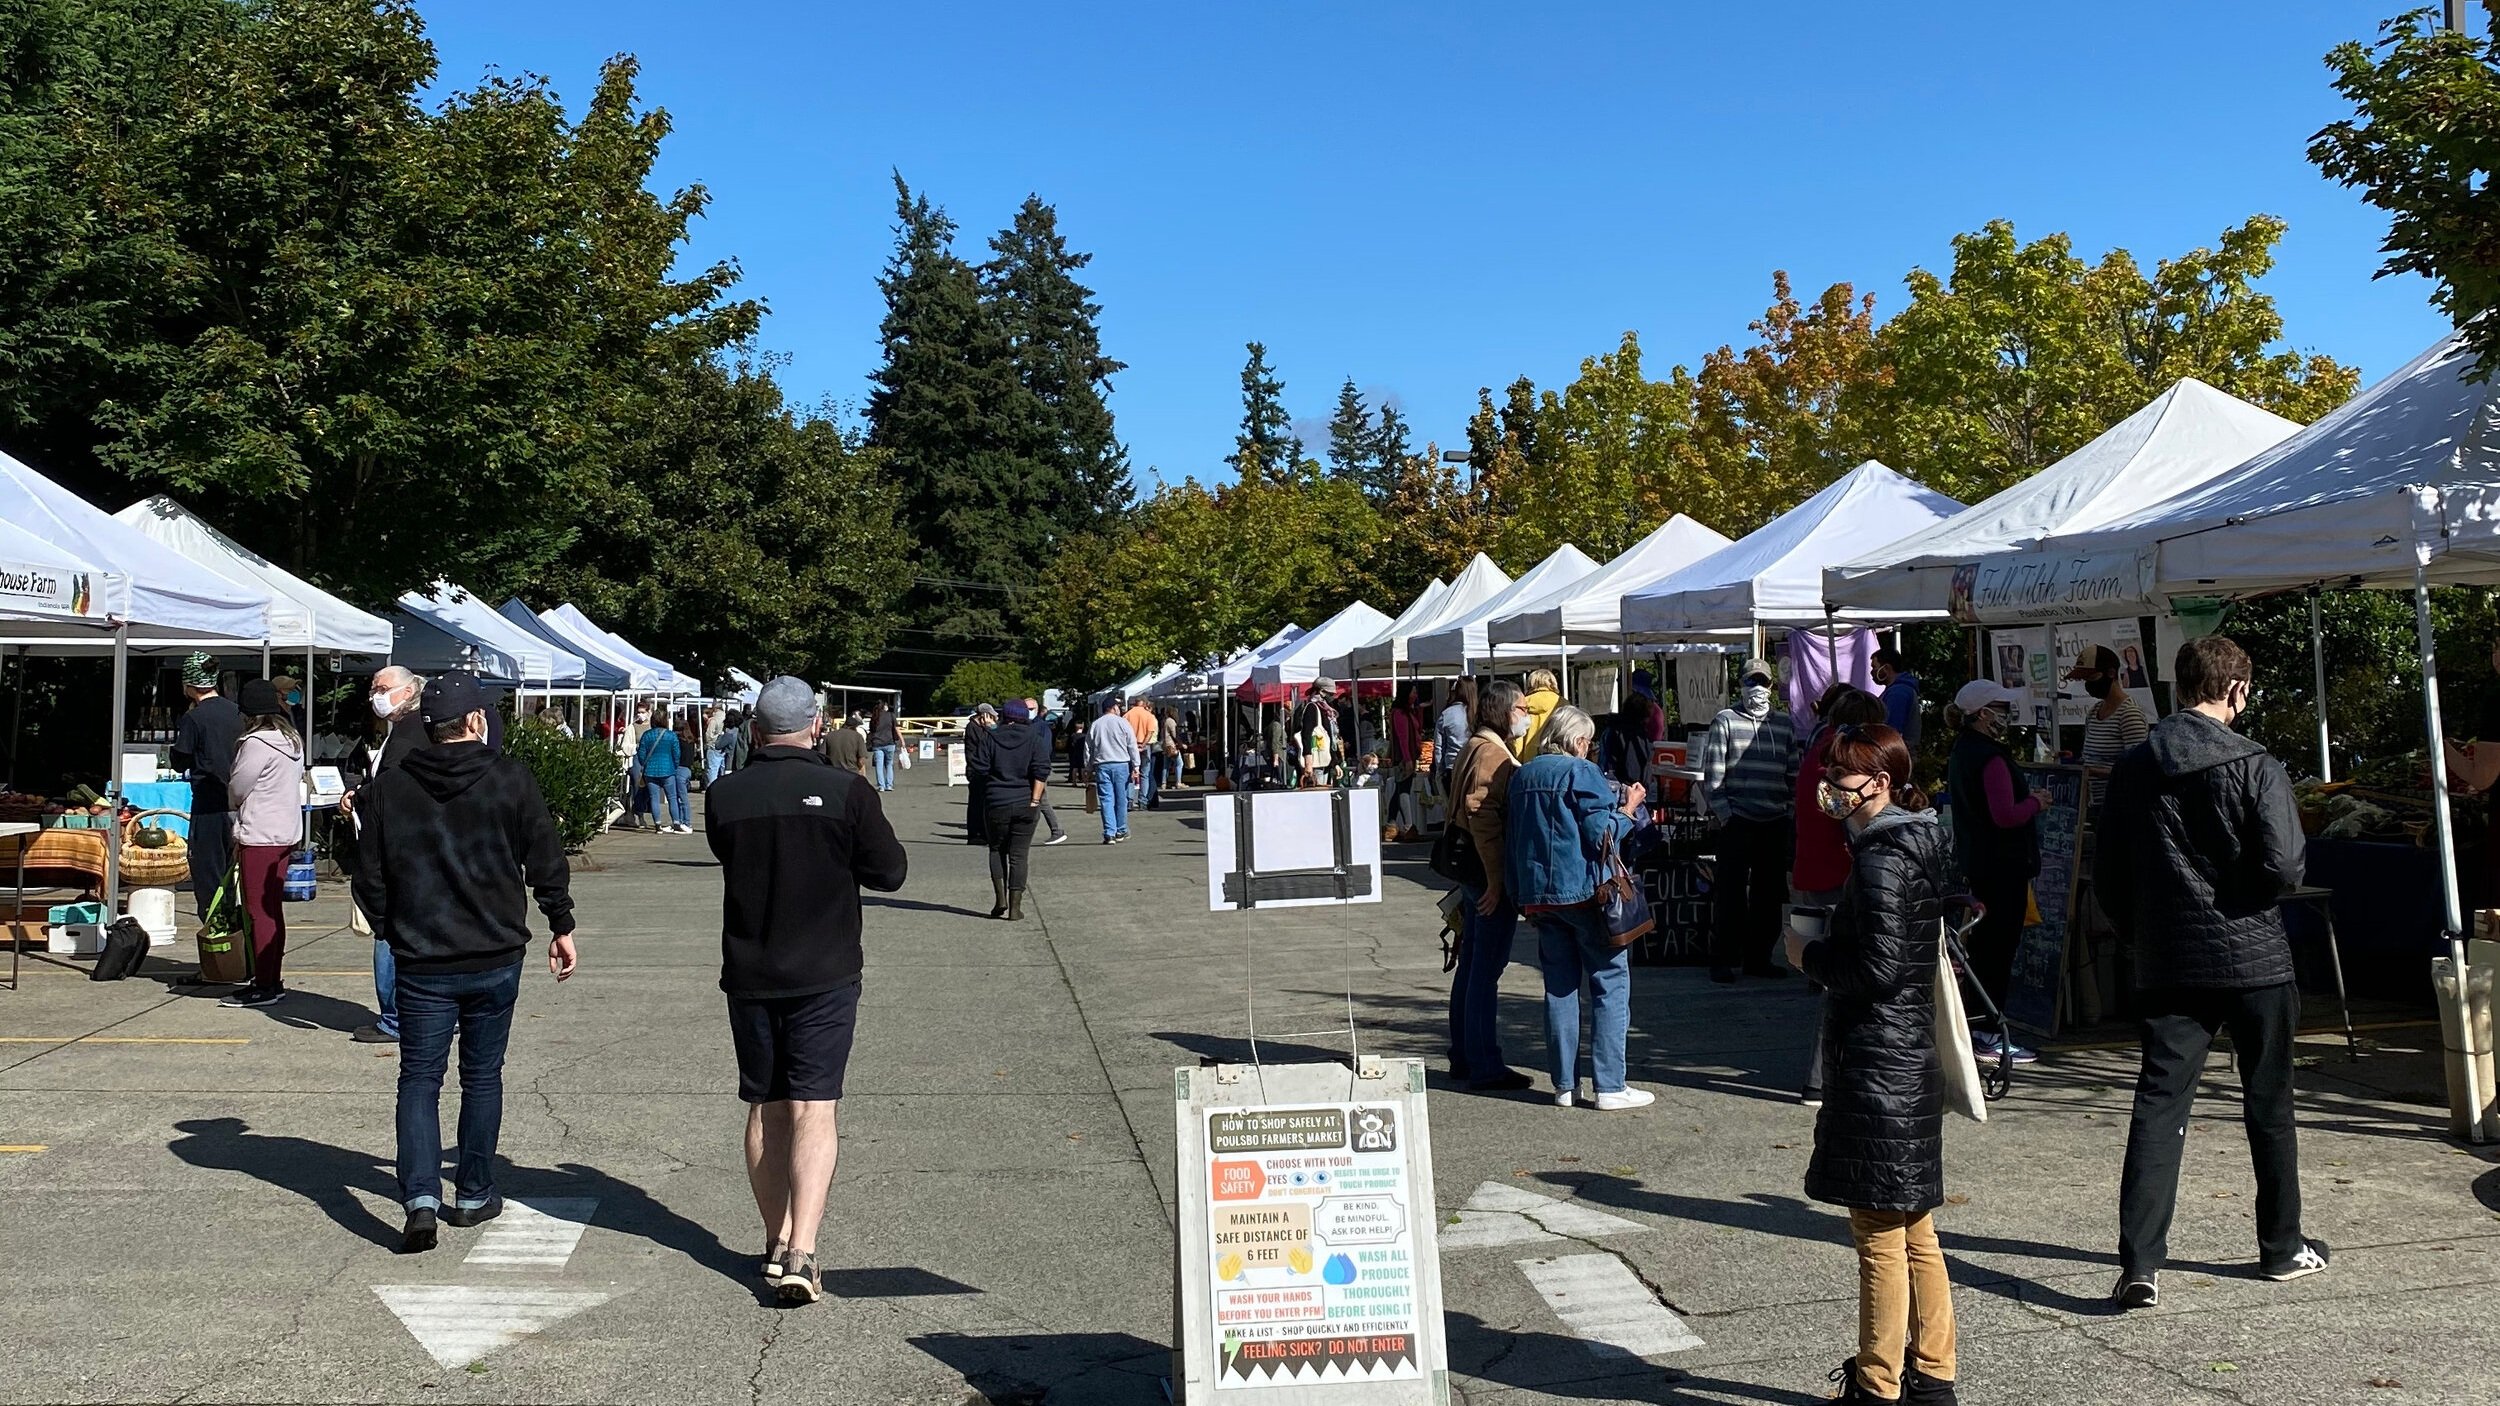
[868,896,998,920]
[165,1118,750,1287]
[909,1329,1167,1406]
[1446,1309,1825,1403]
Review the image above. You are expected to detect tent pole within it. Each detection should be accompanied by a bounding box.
[2416,564,2483,1140]
[7,645,27,783]
[259,641,271,678]
[1559,631,1572,703]
[106,623,128,914]
[2308,589,2333,781]
[1824,607,1841,679]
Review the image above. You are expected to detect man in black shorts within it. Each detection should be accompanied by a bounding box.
[704,676,907,1304]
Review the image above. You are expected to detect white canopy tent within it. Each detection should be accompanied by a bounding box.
[543,604,698,698]
[1212,624,1307,694]
[1316,577,1446,680]
[1488,515,1733,646]
[111,496,393,655]
[1247,601,1396,696]
[1406,545,1602,671]
[0,453,273,913]
[1340,554,1511,679]
[533,607,671,693]
[726,667,765,706]
[1146,624,1302,700]
[496,601,629,693]
[1620,461,1964,639]
[1821,380,2302,620]
[393,583,584,701]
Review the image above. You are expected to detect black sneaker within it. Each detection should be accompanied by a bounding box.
[441,1194,503,1228]
[775,1250,822,1305]
[399,1207,438,1254]
[1467,1069,1535,1093]
[2261,1237,2330,1282]
[2113,1271,2158,1309]
[219,986,286,1009]
[1826,1357,1879,1404]
[1903,1366,1960,1404]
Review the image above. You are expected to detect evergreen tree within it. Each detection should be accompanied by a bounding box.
[983,195,1132,533]
[866,174,1032,649]
[1325,378,1374,485]
[1368,400,1412,500]
[1228,341,1295,482]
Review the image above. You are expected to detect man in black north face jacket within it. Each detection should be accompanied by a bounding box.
[2094,635,2325,1310]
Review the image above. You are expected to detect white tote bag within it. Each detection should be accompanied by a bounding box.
[1934,926,1988,1123]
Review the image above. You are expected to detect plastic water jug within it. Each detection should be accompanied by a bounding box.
[282,848,318,903]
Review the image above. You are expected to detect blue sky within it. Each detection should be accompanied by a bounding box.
[419,1,2448,487]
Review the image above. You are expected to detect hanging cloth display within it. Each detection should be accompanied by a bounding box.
[1676,653,1729,727]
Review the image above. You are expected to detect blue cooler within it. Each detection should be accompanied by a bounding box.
[282,848,318,903]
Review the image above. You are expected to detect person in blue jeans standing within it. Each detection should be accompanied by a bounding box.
[638,705,689,833]
[352,672,579,1254]
[1506,704,1654,1111]
[867,701,902,792]
[1447,681,1531,1092]
[1086,696,1141,843]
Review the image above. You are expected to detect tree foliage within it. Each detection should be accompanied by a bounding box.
[1227,341,1297,483]
[932,658,1039,711]
[2313,8,2500,378]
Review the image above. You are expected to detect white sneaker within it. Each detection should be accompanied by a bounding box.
[1592,1088,1656,1112]
[1553,1091,1575,1109]
[1043,834,1068,846]
[672,823,694,835]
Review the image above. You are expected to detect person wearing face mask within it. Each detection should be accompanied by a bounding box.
[1448,681,1531,1091]
[1698,659,1799,983]
[341,666,429,1045]
[1943,679,2041,1064]
[1792,688,1888,1106]
[2067,643,2148,808]
[2095,635,2324,1309]
[1779,724,1961,1406]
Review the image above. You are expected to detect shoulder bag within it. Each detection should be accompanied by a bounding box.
[1595,829,1654,949]
[1429,818,1486,889]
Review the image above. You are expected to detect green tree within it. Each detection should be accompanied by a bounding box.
[983,194,1131,531]
[1681,274,1885,533]
[932,658,1039,711]
[2313,8,2500,377]
[1869,218,2357,503]
[1368,401,1412,502]
[1228,341,1296,483]
[1503,333,1694,561]
[1325,378,1375,486]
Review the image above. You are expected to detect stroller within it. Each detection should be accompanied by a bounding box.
[1943,893,2016,1103]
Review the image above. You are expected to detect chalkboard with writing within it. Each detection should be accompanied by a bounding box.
[2003,765,2086,1037]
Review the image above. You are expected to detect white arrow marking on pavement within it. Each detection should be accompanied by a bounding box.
[373,1285,612,1369]
[1438,1181,1646,1250]
[464,1197,599,1270]
[1517,1254,1704,1357]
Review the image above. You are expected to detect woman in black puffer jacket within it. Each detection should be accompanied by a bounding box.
[1783,723,1960,1405]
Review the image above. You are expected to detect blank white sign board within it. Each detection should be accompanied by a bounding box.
[1205,789,1383,911]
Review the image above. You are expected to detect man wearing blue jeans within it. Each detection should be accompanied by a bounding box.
[345,666,430,1045]
[1085,696,1141,843]
[353,672,579,1254]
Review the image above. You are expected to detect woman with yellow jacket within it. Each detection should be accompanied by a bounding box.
[1514,669,1562,760]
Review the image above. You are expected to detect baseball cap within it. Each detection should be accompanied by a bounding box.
[752,675,818,736]
[1312,676,1338,695]
[1740,658,1777,684]
[2064,644,2120,679]
[1953,679,2026,714]
[974,702,998,719]
[181,652,217,689]
[420,670,488,725]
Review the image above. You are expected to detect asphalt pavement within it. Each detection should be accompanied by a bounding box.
[4,768,2497,1404]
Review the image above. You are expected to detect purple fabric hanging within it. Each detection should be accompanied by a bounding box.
[1782,626,1878,718]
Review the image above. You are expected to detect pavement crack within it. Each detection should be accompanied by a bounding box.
[1024,887,1175,1227]
[1512,1202,1692,1316]
[747,1308,784,1406]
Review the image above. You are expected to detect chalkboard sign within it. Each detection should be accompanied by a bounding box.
[2002,765,2087,1037]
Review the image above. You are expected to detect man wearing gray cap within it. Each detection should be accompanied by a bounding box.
[704,675,907,1305]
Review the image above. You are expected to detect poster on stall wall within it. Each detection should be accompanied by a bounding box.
[1987,627,2055,729]
[2053,621,2164,727]
[1203,1103,1427,1389]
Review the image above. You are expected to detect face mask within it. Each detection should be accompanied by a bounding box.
[1817,777,1878,820]
[2082,676,2113,700]
[1741,683,1772,713]
[370,692,395,718]
[286,690,302,706]
[1509,712,1532,739]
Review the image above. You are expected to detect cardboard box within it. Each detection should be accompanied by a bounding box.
[47,922,104,955]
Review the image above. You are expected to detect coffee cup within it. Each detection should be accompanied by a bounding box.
[1785,905,1829,940]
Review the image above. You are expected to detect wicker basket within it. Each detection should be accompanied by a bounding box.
[120,808,192,887]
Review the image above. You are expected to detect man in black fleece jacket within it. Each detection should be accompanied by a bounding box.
[704,675,906,1304]
[352,672,578,1255]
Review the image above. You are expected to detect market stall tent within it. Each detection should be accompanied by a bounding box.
[1619,460,1963,637]
[1211,624,1307,694]
[1405,545,1602,670]
[495,600,630,692]
[0,451,269,644]
[533,606,672,693]
[726,667,764,706]
[1820,380,2302,620]
[111,496,393,654]
[1487,515,1732,645]
[542,604,699,697]
[393,582,583,690]
[1316,576,1446,680]
[1340,554,1511,678]
[1245,601,1396,700]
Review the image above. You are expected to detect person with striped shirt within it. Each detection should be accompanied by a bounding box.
[2070,644,2150,807]
[1699,658,1799,984]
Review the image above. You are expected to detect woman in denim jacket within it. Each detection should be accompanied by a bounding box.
[1505,704,1653,1110]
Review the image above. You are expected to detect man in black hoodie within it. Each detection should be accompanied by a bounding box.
[2095,635,2325,1309]
[353,671,578,1255]
[705,675,906,1305]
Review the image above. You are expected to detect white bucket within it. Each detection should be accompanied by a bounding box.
[129,888,177,934]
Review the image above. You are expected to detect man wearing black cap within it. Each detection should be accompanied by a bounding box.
[169,652,242,916]
[705,675,907,1305]
[352,671,578,1255]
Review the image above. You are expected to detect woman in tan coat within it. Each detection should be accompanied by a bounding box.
[1447,680,1534,1091]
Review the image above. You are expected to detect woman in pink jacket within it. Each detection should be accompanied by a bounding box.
[221,678,305,1009]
